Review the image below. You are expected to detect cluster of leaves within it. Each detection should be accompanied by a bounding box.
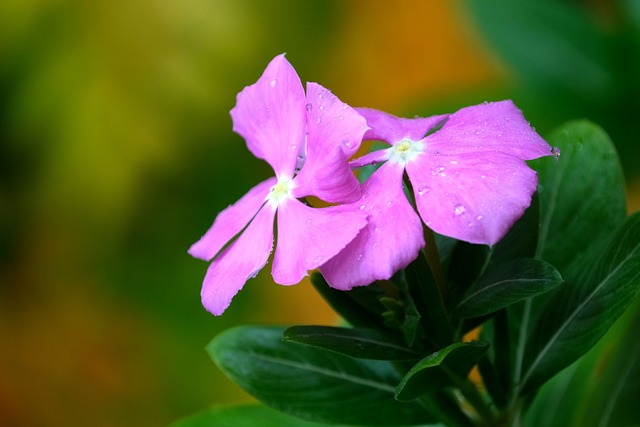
[172,121,640,426]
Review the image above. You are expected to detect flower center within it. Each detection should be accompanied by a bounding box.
[387,138,424,165]
[268,177,293,206]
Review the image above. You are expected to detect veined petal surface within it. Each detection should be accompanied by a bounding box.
[356,107,449,144]
[188,177,276,261]
[291,83,368,203]
[272,199,367,285]
[200,205,276,315]
[425,100,552,160]
[230,54,306,178]
[320,163,425,290]
[406,151,538,245]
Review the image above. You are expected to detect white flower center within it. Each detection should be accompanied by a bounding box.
[387,138,424,165]
[268,177,293,206]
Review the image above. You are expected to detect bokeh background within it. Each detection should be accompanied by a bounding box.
[1,1,638,426]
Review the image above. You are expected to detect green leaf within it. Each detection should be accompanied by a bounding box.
[283,325,422,361]
[169,404,352,427]
[532,120,626,280]
[524,297,640,427]
[209,325,434,426]
[521,212,640,395]
[453,258,563,318]
[395,341,489,402]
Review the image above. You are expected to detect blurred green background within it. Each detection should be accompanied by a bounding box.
[1,1,638,426]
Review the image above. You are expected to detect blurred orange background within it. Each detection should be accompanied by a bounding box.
[0,1,637,426]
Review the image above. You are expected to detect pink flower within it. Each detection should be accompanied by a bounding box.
[321,101,553,290]
[189,55,368,315]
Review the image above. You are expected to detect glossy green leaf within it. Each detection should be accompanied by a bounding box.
[521,212,640,394]
[169,404,352,427]
[395,341,489,402]
[453,258,563,318]
[283,326,421,361]
[209,325,434,426]
[532,120,626,280]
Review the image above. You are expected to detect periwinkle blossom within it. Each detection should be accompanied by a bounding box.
[189,55,368,315]
[320,101,553,290]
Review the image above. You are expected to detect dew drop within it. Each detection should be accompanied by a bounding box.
[319,105,325,111]
[476,215,483,221]
[418,184,430,196]
[316,116,322,124]
[305,103,313,112]
[386,200,393,207]
[356,253,363,261]
[270,79,277,87]
[314,256,324,264]
[359,203,366,210]
[454,204,466,216]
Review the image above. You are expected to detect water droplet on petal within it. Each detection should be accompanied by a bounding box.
[314,256,324,264]
[319,105,325,111]
[386,200,393,207]
[270,79,277,87]
[476,215,483,221]
[454,204,466,216]
[316,116,322,124]
[551,146,561,159]
[359,203,366,210]
[356,253,363,261]
[306,103,313,112]
[418,184,430,196]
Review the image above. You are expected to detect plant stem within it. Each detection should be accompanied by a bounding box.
[422,225,448,298]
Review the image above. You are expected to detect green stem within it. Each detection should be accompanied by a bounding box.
[422,225,448,298]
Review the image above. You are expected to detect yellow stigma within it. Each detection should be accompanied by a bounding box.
[269,178,293,206]
[387,138,424,165]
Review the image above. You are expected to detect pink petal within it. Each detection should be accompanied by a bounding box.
[230,54,306,178]
[200,205,276,316]
[406,151,538,246]
[356,107,449,144]
[320,163,425,290]
[272,198,368,285]
[425,100,552,160]
[349,148,390,169]
[291,83,368,203]
[188,177,276,261]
